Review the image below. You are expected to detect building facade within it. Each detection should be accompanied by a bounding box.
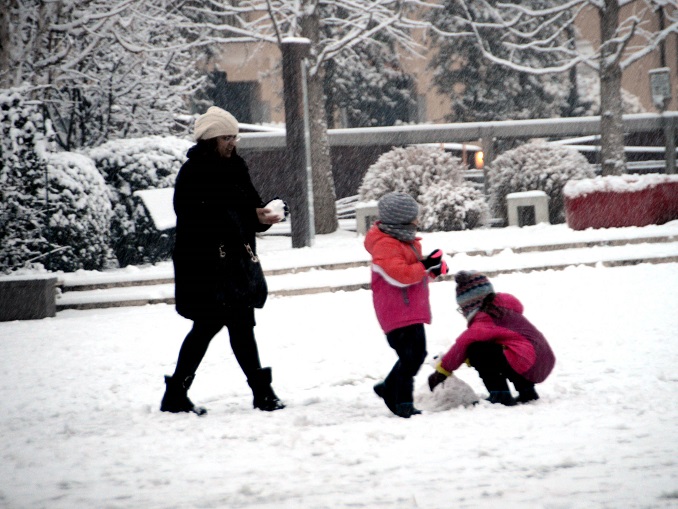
[205,3,677,126]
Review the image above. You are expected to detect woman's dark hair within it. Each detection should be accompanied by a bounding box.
[197,137,219,152]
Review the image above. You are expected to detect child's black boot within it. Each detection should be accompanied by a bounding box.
[487,390,517,406]
[374,381,397,414]
[395,402,422,418]
[516,385,539,403]
[160,374,207,415]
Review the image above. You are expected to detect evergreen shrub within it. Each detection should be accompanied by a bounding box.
[358,145,488,231]
[85,136,192,266]
[487,141,596,224]
[42,152,113,271]
[0,88,114,273]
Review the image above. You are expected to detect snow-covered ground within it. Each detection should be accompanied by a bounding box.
[2,223,678,509]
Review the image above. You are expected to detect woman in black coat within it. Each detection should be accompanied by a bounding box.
[161,107,285,415]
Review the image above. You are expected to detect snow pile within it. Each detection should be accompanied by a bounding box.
[415,353,479,411]
[416,375,478,411]
[564,173,678,198]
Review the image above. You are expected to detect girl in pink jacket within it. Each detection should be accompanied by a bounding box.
[365,192,448,418]
[428,271,555,406]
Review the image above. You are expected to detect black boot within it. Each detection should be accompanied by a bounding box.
[374,381,397,414]
[516,385,539,403]
[394,402,422,418]
[247,367,285,411]
[508,373,540,404]
[374,382,421,418]
[160,375,207,416]
[487,390,517,406]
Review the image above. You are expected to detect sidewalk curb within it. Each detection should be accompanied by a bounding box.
[59,233,678,292]
[56,252,678,311]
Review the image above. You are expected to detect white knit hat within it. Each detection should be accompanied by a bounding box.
[194,106,239,141]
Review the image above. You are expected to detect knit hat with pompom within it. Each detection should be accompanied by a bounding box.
[455,270,494,320]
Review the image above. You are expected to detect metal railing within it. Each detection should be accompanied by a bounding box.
[238,112,678,175]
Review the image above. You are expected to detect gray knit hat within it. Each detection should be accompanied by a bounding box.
[378,192,419,225]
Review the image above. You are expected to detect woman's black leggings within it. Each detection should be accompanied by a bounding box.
[172,315,262,381]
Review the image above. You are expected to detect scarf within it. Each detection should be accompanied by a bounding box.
[378,222,417,243]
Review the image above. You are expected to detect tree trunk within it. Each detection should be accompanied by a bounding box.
[0,2,9,86]
[306,68,339,234]
[301,9,338,234]
[598,0,626,176]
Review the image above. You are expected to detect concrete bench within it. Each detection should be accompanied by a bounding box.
[507,191,550,227]
[133,187,176,231]
[0,275,58,321]
[355,201,379,235]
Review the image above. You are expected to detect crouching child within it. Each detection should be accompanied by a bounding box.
[428,271,555,406]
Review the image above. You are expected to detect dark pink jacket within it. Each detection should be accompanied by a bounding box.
[440,293,555,383]
[364,225,431,334]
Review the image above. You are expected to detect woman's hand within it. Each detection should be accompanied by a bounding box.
[257,207,283,225]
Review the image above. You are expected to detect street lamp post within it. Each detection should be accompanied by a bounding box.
[649,67,675,174]
[281,38,315,247]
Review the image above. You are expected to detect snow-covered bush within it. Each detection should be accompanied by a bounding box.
[358,145,488,231]
[419,181,489,232]
[41,152,114,272]
[85,136,192,266]
[1,88,116,273]
[487,141,596,224]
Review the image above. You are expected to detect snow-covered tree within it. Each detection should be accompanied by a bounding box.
[428,0,575,122]
[447,0,678,175]
[359,145,489,231]
[0,88,112,273]
[0,89,53,272]
[487,141,597,224]
[323,30,416,128]
[169,0,433,234]
[1,0,200,150]
[85,136,192,267]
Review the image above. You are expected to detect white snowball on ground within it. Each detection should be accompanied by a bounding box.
[415,375,478,411]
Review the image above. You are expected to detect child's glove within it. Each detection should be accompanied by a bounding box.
[421,249,448,277]
[428,371,448,392]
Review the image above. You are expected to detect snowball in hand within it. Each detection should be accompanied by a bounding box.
[267,199,286,220]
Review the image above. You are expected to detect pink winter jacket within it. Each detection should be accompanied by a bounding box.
[364,225,431,334]
[440,293,555,383]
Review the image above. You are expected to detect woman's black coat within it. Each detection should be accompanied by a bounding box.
[172,144,270,321]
